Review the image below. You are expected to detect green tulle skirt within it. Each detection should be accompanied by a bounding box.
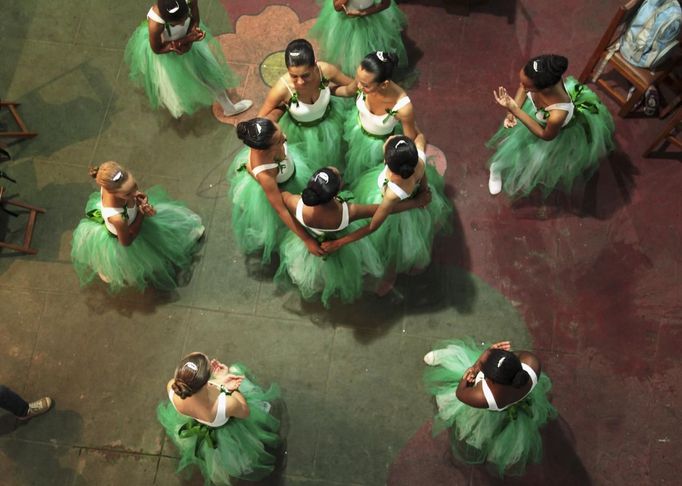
[157,363,281,485]
[342,109,403,183]
[274,215,384,307]
[70,187,204,292]
[309,1,408,76]
[351,164,452,273]
[279,96,348,170]
[227,145,314,263]
[487,76,615,198]
[124,21,239,118]
[423,338,557,477]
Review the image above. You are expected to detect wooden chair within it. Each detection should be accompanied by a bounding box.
[0,101,37,140]
[579,0,681,118]
[643,105,682,156]
[0,185,46,255]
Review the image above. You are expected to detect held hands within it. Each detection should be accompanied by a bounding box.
[306,239,327,257]
[210,359,243,391]
[493,87,518,112]
[321,239,343,254]
[135,192,156,216]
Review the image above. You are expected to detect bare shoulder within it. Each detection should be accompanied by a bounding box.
[516,351,542,375]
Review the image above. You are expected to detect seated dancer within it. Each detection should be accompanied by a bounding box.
[327,136,450,276]
[158,353,280,485]
[275,167,429,306]
[309,0,409,77]
[487,54,614,197]
[228,118,324,262]
[423,339,557,477]
[343,51,422,182]
[71,161,204,292]
[125,0,251,118]
[258,39,355,170]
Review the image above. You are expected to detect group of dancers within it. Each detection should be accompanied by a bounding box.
[66,0,616,483]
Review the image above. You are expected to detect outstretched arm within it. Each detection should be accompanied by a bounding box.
[258,81,288,121]
[493,87,565,140]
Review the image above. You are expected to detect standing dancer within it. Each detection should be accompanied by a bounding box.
[71,161,204,292]
[228,118,324,263]
[158,353,281,485]
[125,0,251,118]
[326,136,450,277]
[423,339,557,477]
[487,54,614,197]
[343,51,422,182]
[309,0,408,77]
[259,39,355,170]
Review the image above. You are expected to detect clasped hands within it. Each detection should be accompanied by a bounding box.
[169,26,205,54]
[463,341,511,384]
[134,192,156,216]
[210,359,244,392]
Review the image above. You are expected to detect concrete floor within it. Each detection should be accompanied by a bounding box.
[1,0,680,485]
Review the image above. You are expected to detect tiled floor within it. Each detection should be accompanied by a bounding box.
[0,1,680,485]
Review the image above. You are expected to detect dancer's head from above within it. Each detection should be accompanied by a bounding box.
[357,51,399,93]
[172,352,211,399]
[302,167,342,206]
[385,135,418,179]
[236,118,285,151]
[481,349,530,388]
[521,54,568,92]
[157,0,190,25]
[285,39,317,90]
[89,161,138,197]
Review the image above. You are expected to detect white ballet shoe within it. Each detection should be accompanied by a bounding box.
[98,272,111,283]
[222,99,253,117]
[424,351,443,366]
[488,169,502,195]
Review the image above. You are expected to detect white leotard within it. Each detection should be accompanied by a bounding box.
[294,198,350,236]
[147,7,191,42]
[376,162,424,201]
[357,94,411,136]
[474,363,539,411]
[249,143,295,184]
[168,388,230,427]
[348,0,375,9]
[282,66,331,124]
[527,84,574,127]
[100,190,138,236]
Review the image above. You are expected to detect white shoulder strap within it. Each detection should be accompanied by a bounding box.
[387,181,410,201]
[480,380,500,411]
[251,163,279,177]
[392,96,411,112]
[147,8,165,24]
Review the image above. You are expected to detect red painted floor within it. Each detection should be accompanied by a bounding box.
[223,1,681,483]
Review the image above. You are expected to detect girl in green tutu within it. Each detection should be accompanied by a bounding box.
[125,0,251,118]
[309,0,408,77]
[326,136,450,278]
[228,118,325,263]
[423,339,557,477]
[71,161,204,292]
[158,352,281,485]
[258,39,356,170]
[488,54,615,198]
[343,51,422,182]
[275,167,429,307]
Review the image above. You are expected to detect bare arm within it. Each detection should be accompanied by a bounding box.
[147,20,176,54]
[494,87,566,141]
[109,213,145,247]
[225,392,250,419]
[397,103,421,141]
[188,0,201,30]
[258,174,325,256]
[320,61,354,87]
[258,81,288,121]
[334,78,359,98]
[455,379,488,408]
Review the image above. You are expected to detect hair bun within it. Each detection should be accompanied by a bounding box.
[301,187,321,206]
[398,164,414,179]
[172,379,193,399]
[511,370,530,388]
[88,166,99,179]
[547,55,568,76]
[386,52,399,67]
[236,122,248,141]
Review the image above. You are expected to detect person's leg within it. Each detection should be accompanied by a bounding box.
[215,91,252,116]
[0,385,29,417]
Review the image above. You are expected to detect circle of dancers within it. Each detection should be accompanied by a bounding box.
[65,0,616,482]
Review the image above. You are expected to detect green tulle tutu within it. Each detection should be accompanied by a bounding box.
[157,363,281,485]
[279,96,348,170]
[342,108,403,183]
[487,76,615,198]
[423,338,557,477]
[351,164,451,273]
[274,210,384,307]
[124,21,239,118]
[309,1,408,76]
[227,145,314,263]
[70,186,204,292]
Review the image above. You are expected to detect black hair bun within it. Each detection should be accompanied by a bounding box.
[511,370,530,388]
[301,187,321,206]
[385,52,399,68]
[547,55,569,76]
[236,122,249,141]
[398,164,414,179]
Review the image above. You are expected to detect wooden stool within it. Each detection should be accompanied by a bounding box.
[643,106,682,157]
[0,101,37,140]
[0,186,45,255]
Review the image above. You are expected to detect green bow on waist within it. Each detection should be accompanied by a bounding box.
[505,396,533,421]
[86,208,104,224]
[178,420,218,456]
[570,83,601,115]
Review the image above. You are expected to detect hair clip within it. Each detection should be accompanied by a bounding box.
[394,140,408,148]
[255,123,263,135]
[496,356,507,367]
[112,171,123,182]
[376,51,386,62]
[533,60,540,72]
[168,1,180,13]
[289,51,301,57]
[183,361,198,372]
[313,172,330,184]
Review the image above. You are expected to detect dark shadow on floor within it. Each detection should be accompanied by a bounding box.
[402,0,517,23]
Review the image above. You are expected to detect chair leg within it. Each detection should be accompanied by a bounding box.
[643,109,682,157]
[618,87,644,117]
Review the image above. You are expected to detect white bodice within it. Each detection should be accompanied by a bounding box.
[295,198,350,236]
[249,143,295,184]
[168,389,230,428]
[283,75,331,123]
[527,86,574,127]
[357,93,411,136]
[475,363,539,412]
[348,0,375,9]
[100,191,138,236]
[147,8,191,42]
